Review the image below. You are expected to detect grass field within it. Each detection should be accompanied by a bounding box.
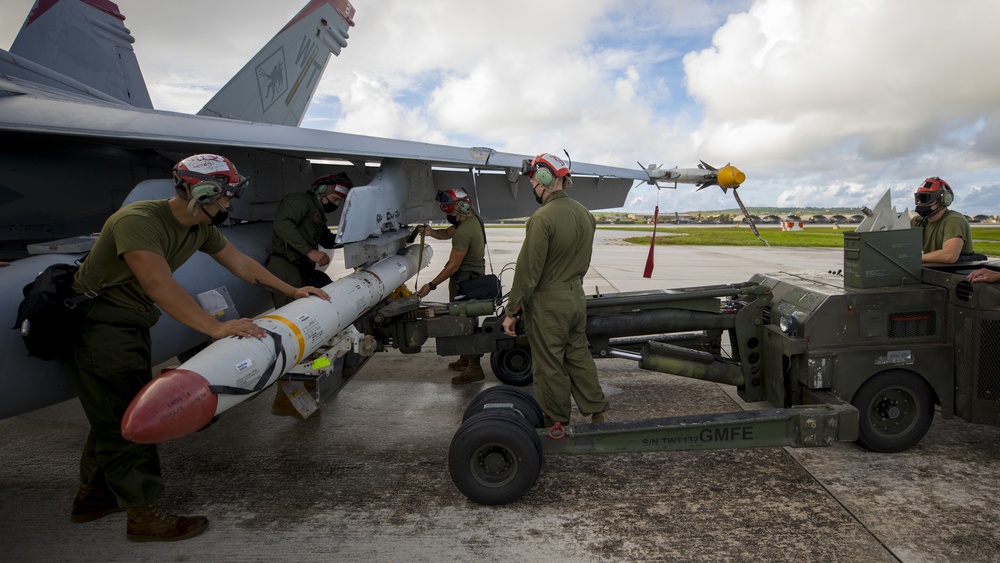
[606,226,1000,257]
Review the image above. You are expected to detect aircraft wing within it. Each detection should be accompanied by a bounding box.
[0,74,648,229]
[0,77,646,180]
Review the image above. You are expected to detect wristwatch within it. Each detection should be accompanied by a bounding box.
[428,281,437,290]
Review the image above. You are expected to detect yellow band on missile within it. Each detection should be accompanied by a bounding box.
[717,165,746,190]
[261,315,307,365]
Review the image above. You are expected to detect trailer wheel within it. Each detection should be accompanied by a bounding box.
[461,385,544,428]
[490,348,533,386]
[449,411,542,505]
[852,370,934,453]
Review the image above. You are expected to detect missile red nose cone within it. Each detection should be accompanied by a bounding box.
[121,369,218,444]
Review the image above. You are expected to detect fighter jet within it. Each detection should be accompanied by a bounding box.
[0,0,660,420]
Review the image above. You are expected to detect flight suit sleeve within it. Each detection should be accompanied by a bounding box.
[318,229,337,249]
[272,197,316,258]
[506,215,550,316]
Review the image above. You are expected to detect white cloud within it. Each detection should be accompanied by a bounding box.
[684,0,1000,212]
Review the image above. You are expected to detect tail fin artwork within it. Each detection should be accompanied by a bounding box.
[198,0,356,127]
[8,0,152,108]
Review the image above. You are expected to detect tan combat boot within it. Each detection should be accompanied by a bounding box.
[126,504,208,542]
[70,482,124,523]
[447,357,469,372]
[591,412,607,424]
[451,359,485,384]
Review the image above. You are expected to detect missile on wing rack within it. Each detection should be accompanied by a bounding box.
[643,161,746,192]
[120,244,433,444]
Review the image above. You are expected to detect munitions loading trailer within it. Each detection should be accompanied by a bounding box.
[286,225,1000,505]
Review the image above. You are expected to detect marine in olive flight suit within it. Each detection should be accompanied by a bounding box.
[265,173,352,309]
[502,153,608,427]
[266,174,351,416]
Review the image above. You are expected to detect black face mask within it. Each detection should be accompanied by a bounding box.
[914,203,937,218]
[446,215,459,225]
[203,205,229,226]
[534,186,544,205]
[323,201,339,213]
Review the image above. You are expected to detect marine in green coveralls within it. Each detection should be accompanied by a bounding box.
[61,154,329,542]
[502,153,608,427]
[909,176,973,263]
[266,173,352,309]
[266,173,352,416]
[416,188,487,383]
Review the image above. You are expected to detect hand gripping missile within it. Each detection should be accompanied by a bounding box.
[121,244,433,443]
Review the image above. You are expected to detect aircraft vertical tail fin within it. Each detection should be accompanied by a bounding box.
[198,0,355,127]
[9,0,152,108]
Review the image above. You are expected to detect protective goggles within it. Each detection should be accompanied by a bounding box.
[520,159,539,178]
[436,191,460,214]
[224,176,250,198]
[914,192,939,205]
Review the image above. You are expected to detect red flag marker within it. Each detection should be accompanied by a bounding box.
[643,206,659,278]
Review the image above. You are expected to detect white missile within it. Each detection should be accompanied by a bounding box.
[121,244,432,443]
[644,162,747,192]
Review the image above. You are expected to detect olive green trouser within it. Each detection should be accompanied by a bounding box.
[60,299,163,509]
[450,271,483,361]
[265,254,303,309]
[523,286,608,426]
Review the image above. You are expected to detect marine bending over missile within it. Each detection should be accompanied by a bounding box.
[58,154,329,543]
[266,173,353,417]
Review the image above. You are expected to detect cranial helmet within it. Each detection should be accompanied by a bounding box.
[173,154,249,203]
[311,172,354,198]
[915,176,954,208]
[436,188,473,215]
[521,153,571,188]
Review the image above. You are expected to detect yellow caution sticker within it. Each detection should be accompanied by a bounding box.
[312,356,332,370]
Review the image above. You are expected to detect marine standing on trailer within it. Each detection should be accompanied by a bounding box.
[910,176,974,263]
[502,153,608,427]
[416,188,487,384]
[61,154,329,542]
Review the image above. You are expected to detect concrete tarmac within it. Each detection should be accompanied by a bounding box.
[2,226,999,562]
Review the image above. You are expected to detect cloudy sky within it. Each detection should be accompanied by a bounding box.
[4,0,1000,214]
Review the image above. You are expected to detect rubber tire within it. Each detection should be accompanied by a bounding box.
[449,410,542,505]
[490,347,533,386]
[852,369,934,453]
[461,385,544,428]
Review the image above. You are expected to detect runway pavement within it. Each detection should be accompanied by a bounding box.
[2,227,999,561]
